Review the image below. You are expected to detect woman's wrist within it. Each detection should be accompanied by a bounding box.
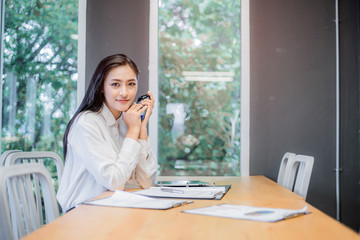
[126,127,140,140]
[138,126,148,140]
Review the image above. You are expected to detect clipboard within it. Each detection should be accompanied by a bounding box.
[156,180,210,187]
[134,185,231,200]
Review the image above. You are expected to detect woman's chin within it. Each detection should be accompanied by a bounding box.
[119,104,132,112]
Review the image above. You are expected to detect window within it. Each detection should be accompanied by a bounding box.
[150,0,249,176]
[0,0,78,158]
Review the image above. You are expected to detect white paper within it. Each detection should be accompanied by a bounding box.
[134,186,226,199]
[84,190,190,210]
[183,204,310,222]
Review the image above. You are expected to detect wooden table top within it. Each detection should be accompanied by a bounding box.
[23,176,360,240]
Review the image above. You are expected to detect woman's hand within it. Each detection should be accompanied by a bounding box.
[138,91,155,140]
[123,102,148,140]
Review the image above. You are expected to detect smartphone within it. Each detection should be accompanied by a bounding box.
[137,94,150,121]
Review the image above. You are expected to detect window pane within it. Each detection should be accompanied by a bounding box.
[158,0,241,176]
[1,0,78,159]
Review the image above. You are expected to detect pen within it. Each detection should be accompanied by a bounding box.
[172,201,193,208]
[283,211,311,220]
[211,191,224,198]
[160,187,185,194]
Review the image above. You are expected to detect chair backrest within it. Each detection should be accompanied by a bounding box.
[277,152,296,188]
[0,150,22,166]
[283,154,314,199]
[4,151,64,218]
[4,151,64,184]
[0,163,60,240]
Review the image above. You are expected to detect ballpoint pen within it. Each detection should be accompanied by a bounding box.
[160,187,185,194]
[283,211,311,220]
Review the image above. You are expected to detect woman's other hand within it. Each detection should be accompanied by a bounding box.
[123,102,148,140]
[138,91,155,140]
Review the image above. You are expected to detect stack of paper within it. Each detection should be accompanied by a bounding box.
[84,190,191,210]
[183,204,311,222]
[134,186,226,199]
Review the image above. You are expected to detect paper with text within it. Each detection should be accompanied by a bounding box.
[183,204,310,222]
[84,190,191,210]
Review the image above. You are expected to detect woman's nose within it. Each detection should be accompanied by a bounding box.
[119,85,128,97]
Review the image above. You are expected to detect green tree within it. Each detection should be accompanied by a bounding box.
[158,0,241,176]
[1,0,78,158]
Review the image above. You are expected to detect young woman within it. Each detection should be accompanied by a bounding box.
[57,54,158,212]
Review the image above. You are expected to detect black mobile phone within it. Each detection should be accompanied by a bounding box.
[137,94,150,121]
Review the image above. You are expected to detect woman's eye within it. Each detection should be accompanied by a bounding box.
[111,83,120,87]
[129,82,136,86]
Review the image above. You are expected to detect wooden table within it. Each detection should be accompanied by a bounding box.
[23,176,360,240]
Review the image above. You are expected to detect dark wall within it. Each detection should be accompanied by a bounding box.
[339,0,360,230]
[250,0,360,230]
[250,0,336,214]
[86,0,149,97]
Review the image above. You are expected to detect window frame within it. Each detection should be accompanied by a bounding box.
[149,0,250,176]
[77,0,87,108]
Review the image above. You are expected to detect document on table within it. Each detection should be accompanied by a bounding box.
[134,186,227,200]
[84,190,192,210]
[183,204,311,222]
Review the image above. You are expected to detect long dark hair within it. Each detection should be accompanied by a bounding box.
[63,53,139,159]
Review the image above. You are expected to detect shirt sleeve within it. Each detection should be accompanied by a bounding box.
[131,138,158,188]
[69,114,141,191]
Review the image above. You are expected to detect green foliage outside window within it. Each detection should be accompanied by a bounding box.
[158,0,241,176]
[1,0,78,159]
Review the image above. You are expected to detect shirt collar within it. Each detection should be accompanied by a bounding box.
[101,103,119,127]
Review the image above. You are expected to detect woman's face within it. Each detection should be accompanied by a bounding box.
[103,64,137,119]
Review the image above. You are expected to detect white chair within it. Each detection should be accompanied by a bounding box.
[0,163,60,240]
[4,151,64,184]
[277,152,296,188]
[283,154,314,199]
[0,150,22,166]
[4,151,64,219]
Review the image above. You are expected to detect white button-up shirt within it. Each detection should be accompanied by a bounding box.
[57,104,158,212]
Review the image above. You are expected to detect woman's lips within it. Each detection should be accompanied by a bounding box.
[117,99,129,104]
